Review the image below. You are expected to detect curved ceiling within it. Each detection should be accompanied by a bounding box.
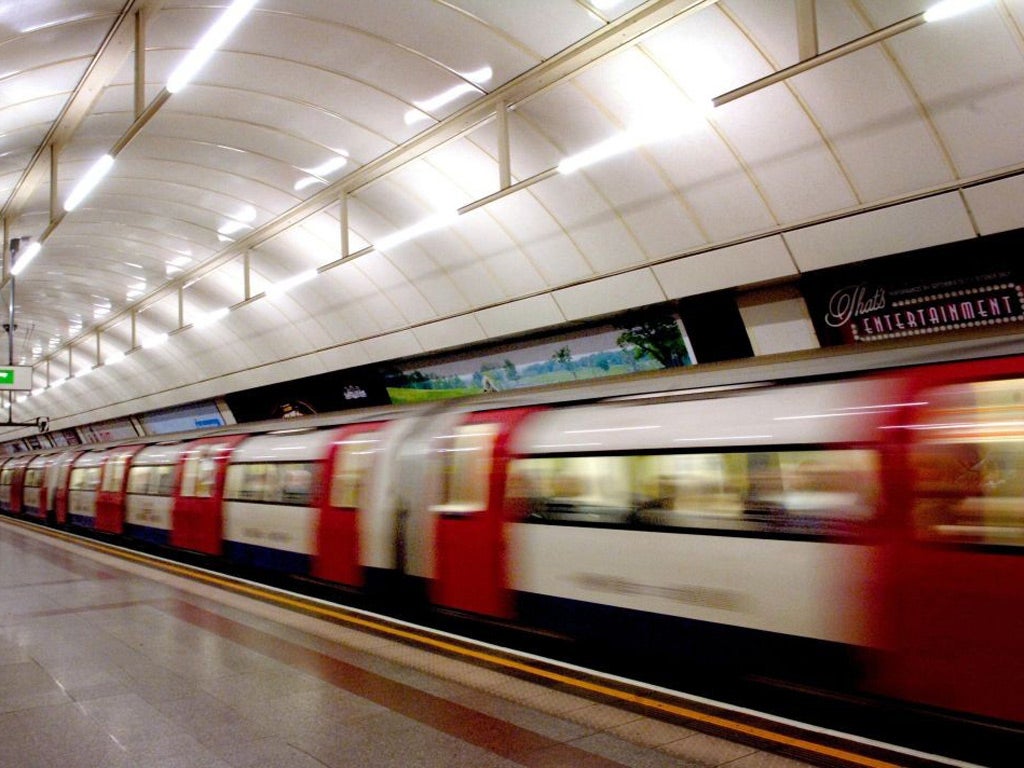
[2,0,1024,435]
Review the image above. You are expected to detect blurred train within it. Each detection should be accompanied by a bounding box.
[1,341,1023,728]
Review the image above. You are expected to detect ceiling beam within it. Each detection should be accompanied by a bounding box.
[0,0,165,230]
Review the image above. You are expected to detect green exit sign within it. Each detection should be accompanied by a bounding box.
[0,366,31,390]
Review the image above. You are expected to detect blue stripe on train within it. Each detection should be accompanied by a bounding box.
[69,514,95,529]
[222,540,311,576]
[22,506,45,520]
[124,523,170,546]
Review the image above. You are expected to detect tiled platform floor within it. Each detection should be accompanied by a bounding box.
[0,522,815,768]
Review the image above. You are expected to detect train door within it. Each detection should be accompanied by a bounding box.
[315,421,387,587]
[67,452,106,528]
[431,408,538,619]
[23,453,56,520]
[0,454,31,514]
[172,434,247,554]
[877,358,1024,723]
[124,444,186,545]
[95,445,143,534]
[51,451,82,524]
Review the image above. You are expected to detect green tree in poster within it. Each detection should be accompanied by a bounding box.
[503,358,519,382]
[552,346,577,379]
[616,311,689,368]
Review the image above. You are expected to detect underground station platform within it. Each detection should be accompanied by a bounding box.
[0,518,983,768]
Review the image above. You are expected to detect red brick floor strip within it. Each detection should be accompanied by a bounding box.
[160,599,634,768]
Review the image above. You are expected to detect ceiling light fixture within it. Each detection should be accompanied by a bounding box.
[373,210,459,252]
[264,269,317,298]
[142,333,169,349]
[166,0,258,94]
[63,153,115,211]
[193,307,230,328]
[924,0,989,22]
[10,241,42,276]
[63,154,115,211]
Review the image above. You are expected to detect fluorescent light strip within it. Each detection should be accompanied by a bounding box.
[10,241,42,276]
[166,0,258,94]
[373,211,458,252]
[265,268,317,298]
[142,333,169,349]
[63,154,114,211]
[924,0,989,23]
[194,307,230,329]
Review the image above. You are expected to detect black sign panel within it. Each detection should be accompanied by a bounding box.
[223,366,390,423]
[802,230,1024,346]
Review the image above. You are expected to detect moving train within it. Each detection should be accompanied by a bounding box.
[1,343,1022,728]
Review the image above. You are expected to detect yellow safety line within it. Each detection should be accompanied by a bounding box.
[11,519,897,768]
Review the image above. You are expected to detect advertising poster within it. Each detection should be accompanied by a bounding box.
[801,231,1024,346]
[384,309,692,404]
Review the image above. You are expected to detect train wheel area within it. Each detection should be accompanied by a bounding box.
[0,516,999,768]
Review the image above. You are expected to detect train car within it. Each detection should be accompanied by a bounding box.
[0,453,32,514]
[123,442,187,545]
[220,429,334,574]
[22,452,58,521]
[501,379,887,683]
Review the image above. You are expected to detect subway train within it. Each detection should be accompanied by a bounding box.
[1,342,1023,730]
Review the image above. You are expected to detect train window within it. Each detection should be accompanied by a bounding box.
[181,444,224,498]
[911,378,1024,547]
[127,466,151,494]
[101,455,129,492]
[154,465,175,495]
[25,468,43,487]
[508,455,635,524]
[70,466,101,491]
[330,433,380,508]
[225,462,316,506]
[435,424,498,510]
[126,465,175,496]
[511,448,877,535]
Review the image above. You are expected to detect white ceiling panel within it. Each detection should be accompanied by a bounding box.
[413,314,488,355]
[475,294,567,339]
[785,192,976,273]
[360,329,423,365]
[965,176,1024,235]
[887,2,1024,176]
[554,268,665,321]
[654,235,797,299]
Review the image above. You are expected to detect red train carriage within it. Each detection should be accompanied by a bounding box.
[871,356,1024,724]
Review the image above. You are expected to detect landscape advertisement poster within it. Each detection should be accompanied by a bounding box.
[384,309,693,404]
[222,309,693,419]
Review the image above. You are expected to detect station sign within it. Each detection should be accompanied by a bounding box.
[0,366,32,391]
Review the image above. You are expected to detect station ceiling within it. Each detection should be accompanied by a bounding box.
[2,0,1023,434]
